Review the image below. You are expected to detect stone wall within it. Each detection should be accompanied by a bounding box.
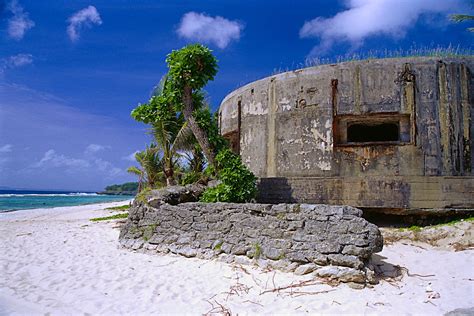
[119,193,383,284]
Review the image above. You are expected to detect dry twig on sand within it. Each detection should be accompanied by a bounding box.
[223,282,251,301]
[242,300,264,307]
[289,289,337,297]
[16,232,32,237]
[260,279,325,295]
[204,299,232,316]
[232,264,251,275]
[398,265,435,278]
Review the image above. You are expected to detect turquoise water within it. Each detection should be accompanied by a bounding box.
[0,190,133,212]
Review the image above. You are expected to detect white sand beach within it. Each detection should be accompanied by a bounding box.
[1,202,473,315]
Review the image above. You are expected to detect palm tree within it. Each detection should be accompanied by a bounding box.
[166,44,219,168]
[126,165,144,192]
[181,143,205,174]
[148,75,197,186]
[127,144,165,191]
[150,118,195,186]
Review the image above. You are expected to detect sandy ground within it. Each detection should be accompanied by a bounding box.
[1,202,473,315]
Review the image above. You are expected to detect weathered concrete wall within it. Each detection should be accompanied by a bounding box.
[219,57,474,213]
[119,197,383,283]
[257,176,474,211]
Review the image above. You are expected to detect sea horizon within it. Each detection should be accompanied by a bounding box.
[0,189,133,212]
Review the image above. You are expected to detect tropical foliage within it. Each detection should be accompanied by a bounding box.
[451,14,474,32]
[451,1,474,32]
[201,149,257,203]
[127,144,165,191]
[129,43,257,202]
[131,74,198,187]
[165,44,219,167]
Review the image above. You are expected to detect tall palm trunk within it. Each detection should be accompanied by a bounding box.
[138,174,143,192]
[162,140,176,186]
[182,85,216,167]
[164,165,176,186]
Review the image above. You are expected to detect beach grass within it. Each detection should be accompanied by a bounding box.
[397,216,474,232]
[267,44,474,77]
[105,205,130,211]
[90,212,129,222]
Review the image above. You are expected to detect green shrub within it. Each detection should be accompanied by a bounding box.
[201,149,257,203]
[135,187,152,203]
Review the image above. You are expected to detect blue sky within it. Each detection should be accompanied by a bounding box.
[0,0,472,191]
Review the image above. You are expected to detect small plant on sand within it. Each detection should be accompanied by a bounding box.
[106,205,130,211]
[407,225,422,232]
[90,213,129,222]
[398,216,474,232]
[213,241,223,251]
[253,243,262,259]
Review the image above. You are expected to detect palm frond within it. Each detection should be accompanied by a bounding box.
[150,121,175,151]
[450,14,474,22]
[127,166,143,176]
[172,121,196,152]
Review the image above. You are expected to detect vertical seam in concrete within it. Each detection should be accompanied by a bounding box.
[237,100,242,155]
[460,64,471,172]
[451,63,462,174]
[438,61,452,175]
[405,64,416,145]
[354,65,362,113]
[266,79,277,177]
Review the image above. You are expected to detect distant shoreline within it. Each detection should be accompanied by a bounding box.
[96,191,137,196]
[0,192,133,213]
[0,199,134,220]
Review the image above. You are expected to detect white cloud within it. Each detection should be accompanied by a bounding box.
[94,158,123,177]
[177,12,244,49]
[1,54,33,75]
[31,149,124,178]
[0,144,13,153]
[299,0,466,56]
[85,143,110,155]
[33,149,91,169]
[2,53,33,69]
[6,0,35,40]
[67,5,102,42]
[122,151,139,162]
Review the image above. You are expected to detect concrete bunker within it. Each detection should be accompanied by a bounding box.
[218,57,474,217]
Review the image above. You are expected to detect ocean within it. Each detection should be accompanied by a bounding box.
[0,190,133,212]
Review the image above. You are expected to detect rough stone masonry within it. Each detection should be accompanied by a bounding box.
[119,186,384,285]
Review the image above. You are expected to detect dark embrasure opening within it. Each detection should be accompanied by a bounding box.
[347,122,399,143]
